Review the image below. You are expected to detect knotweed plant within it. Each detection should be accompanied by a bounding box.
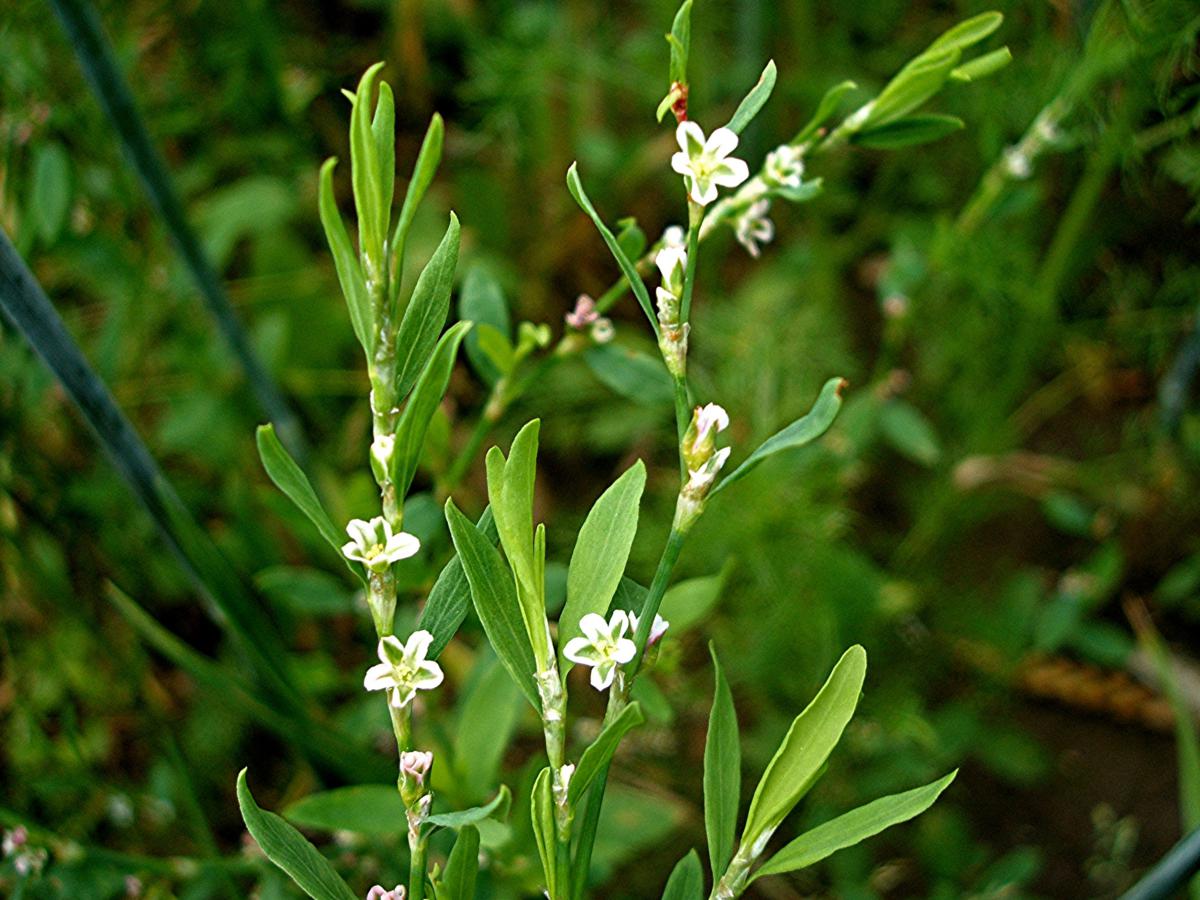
[238,6,1010,898]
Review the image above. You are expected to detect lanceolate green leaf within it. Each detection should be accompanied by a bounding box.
[866,47,962,129]
[394,320,472,497]
[531,768,558,898]
[370,81,395,245]
[752,771,958,879]
[725,60,777,135]
[458,263,511,385]
[444,498,540,710]
[662,849,704,900]
[950,47,1012,82]
[853,114,965,150]
[418,507,497,657]
[559,461,646,670]
[349,63,385,267]
[283,785,405,836]
[713,377,845,495]
[568,702,646,804]
[583,344,674,406]
[454,652,524,800]
[666,0,693,87]
[256,424,361,581]
[742,645,867,843]
[440,825,481,900]
[237,770,357,900]
[928,11,1003,53]
[794,80,858,144]
[566,164,658,333]
[704,645,740,882]
[425,785,511,830]
[394,213,461,400]
[391,113,445,301]
[318,158,372,354]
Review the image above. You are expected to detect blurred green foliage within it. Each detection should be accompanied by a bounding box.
[2,0,1200,897]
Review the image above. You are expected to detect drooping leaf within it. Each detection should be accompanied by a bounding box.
[714,377,845,495]
[569,703,646,804]
[794,81,858,144]
[256,424,360,580]
[284,785,405,836]
[662,849,705,900]
[742,646,867,843]
[392,112,445,298]
[444,498,539,709]
[566,164,658,332]
[854,115,965,150]
[237,770,357,900]
[394,320,472,496]
[704,646,740,882]
[583,344,674,406]
[559,461,646,669]
[426,785,512,830]
[725,60,777,135]
[440,825,480,900]
[418,507,497,657]
[394,213,461,400]
[318,158,372,354]
[752,771,957,879]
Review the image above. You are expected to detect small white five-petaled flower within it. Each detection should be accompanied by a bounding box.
[629,611,670,647]
[342,517,420,572]
[364,631,444,709]
[671,122,750,206]
[563,611,637,691]
[764,144,805,189]
[735,199,775,258]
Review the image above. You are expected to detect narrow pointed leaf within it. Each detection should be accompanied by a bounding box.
[370,81,395,242]
[725,60,777,135]
[283,786,406,836]
[237,770,357,900]
[440,825,480,900]
[866,47,962,129]
[394,320,472,497]
[318,159,372,354]
[667,0,693,86]
[950,46,1012,82]
[445,499,540,709]
[928,11,1003,53]
[454,651,524,800]
[742,645,867,843]
[705,645,740,882]
[559,461,646,670]
[714,377,845,495]
[566,164,658,333]
[752,771,958,879]
[425,785,511,830]
[853,115,965,150]
[531,768,558,898]
[795,80,858,144]
[418,506,497,657]
[391,113,445,299]
[568,702,646,804]
[662,849,704,900]
[458,263,511,385]
[394,212,461,400]
[349,63,385,266]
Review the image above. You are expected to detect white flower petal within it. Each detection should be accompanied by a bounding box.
[413,661,444,691]
[705,127,739,159]
[691,179,719,206]
[563,637,603,666]
[670,151,693,177]
[590,661,617,691]
[390,685,417,709]
[607,609,630,638]
[676,120,706,155]
[611,637,637,664]
[384,532,421,562]
[364,663,396,691]
[346,518,374,546]
[404,629,435,663]
[712,158,750,188]
[379,635,407,666]
[578,613,610,643]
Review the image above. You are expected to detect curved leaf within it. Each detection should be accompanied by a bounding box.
[318,158,371,354]
[662,849,704,900]
[394,213,461,400]
[569,702,646,804]
[704,645,740,882]
[725,60,777,135]
[418,507,497,657]
[426,785,512,830]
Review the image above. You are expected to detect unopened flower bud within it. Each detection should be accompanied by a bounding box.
[566,295,599,330]
[682,403,729,472]
[590,317,615,344]
[366,886,406,900]
[656,246,687,298]
[400,750,433,784]
[370,434,396,482]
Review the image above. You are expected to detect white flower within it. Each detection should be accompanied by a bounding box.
[734,199,775,258]
[662,225,686,248]
[366,886,406,900]
[683,402,730,465]
[671,122,750,206]
[629,611,670,647]
[764,144,805,188]
[685,446,732,496]
[655,245,687,297]
[342,517,420,572]
[3,827,27,857]
[566,294,599,329]
[563,611,637,691]
[370,435,395,480]
[363,631,444,708]
[590,317,615,344]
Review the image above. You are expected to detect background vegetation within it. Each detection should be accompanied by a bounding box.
[2,0,1200,896]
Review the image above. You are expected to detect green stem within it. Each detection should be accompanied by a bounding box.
[408,827,428,900]
[680,203,702,322]
[441,395,499,495]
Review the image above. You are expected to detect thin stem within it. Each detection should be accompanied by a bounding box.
[680,202,702,322]
[407,829,428,900]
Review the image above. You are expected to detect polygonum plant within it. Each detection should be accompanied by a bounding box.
[238,4,1010,898]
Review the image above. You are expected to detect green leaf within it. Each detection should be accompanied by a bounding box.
[659,562,732,632]
[31,141,72,244]
[392,113,445,298]
[662,849,704,900]
[704,646,740,882]
[569,703,646,804]
[439,825,480,900]
[950,47,1012,82]
[237,769,357,900]
[877,399,942,465]
[667,0,693,86]
[394,320,472,497]
[854,115,965,150]
[725,60,777,135]
[752,771,958,879]
[583,344,674,406]
[617,218,648,262]
[559,461,646,670]
[371,81,396,246]
[714,377,845,495]
[742,645,867,843]
[794,81,858,144]
[318,158,372,354]
[394,213,461,400]
[283,785,405,836]
[418,507,497,657]
[772,178,824,205]
[866,47,962,129]
[928,11,1004,53]
[475,324,516,376]
[256,424,360,580]
[566,164,658,332]
[349,63,385,267]
[454,652,524,800]
[426,785,511,830]
[444,498,540,710]
[531,768,558,898]
[459,263,512,384]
